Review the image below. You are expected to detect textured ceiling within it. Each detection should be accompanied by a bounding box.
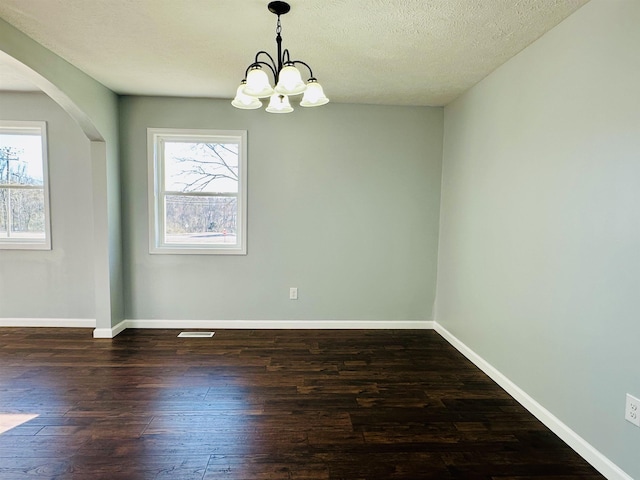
[0,0,589,106]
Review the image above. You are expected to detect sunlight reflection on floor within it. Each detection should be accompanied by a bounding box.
[0,414,39,434]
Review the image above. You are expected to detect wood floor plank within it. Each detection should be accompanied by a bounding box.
[0,328,605,479]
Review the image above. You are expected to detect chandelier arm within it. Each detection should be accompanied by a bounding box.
[281,49,291,65]
[288,60,315,80]
[253,50,278,71]
[244,59,278,81]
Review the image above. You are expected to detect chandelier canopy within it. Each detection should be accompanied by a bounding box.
[232,1,329,113]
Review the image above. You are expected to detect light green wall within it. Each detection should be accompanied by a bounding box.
[120,97,443,321]
[0,92,94,318]
[436,0,640,477]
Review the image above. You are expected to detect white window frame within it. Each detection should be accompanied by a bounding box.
[148,128,247,255]
[0,121,51,250]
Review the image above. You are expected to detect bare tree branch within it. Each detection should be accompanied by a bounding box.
[169,142,239,192]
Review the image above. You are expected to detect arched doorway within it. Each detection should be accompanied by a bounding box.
[1,20,123,336]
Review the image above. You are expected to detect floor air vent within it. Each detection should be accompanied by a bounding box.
[177,332,215,338]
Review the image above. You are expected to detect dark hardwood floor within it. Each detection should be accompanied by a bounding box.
[0,328,604,480]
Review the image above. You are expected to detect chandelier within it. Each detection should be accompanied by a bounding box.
[231,1,329,113]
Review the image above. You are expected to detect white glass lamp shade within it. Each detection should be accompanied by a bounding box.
[265,94,294,113]
[243,66,274,98]
[300,80,329,107]
[231,82,262,109]
[274,64,306,95]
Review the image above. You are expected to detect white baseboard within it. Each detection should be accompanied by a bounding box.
[434,322,633,480]
[92,319,435,338]
[93,319,127,339]
[0,318,95,328]
[127,319,435,330]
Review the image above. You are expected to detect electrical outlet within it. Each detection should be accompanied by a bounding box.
[289,287,298,300]
[625,394,640,427]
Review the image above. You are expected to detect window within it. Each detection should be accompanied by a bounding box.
[0,121,51,250]
[148,128,247,254]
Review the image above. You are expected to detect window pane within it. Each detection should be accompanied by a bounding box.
[10,188,46,238]
[164,142,239,194]
[0,134,44,186]
[0,188,7,237]
[164,195,238,245]
[0,122,50,249]
[149,128,247,254]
